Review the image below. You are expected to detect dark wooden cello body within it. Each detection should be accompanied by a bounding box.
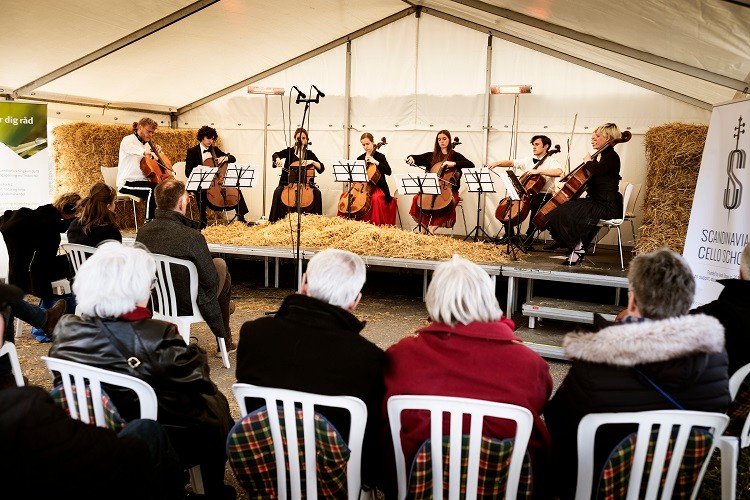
[533,131,631,230]
[205,146,239,211]
[338,137,387,219]
[416,137,462,218]
[495,145,561,226]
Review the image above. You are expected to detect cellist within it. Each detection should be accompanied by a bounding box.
[487,135,562,248]
[336,132,398,226]
[116,117,160,222]
[268,127,325,223]
[547,123,624,266]
[406,130,474,235]
[185,125,249,229]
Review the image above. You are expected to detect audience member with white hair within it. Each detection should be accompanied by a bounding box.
[545,248,730,500]
[382,254,553,498]
[235,248,385,492]
[48,241,237,500]
[692,242,750,375]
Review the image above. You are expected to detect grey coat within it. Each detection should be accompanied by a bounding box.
[135,209,226,338]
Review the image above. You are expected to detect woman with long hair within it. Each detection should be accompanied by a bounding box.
[67,182,122,247]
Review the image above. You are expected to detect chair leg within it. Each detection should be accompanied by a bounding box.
[188,465,204,495]
[629,219,637,250]
[617,227,624,271]
[131,199,138,231]
[717,436,738,500]
[218,337,230,369]
[14,317,23,337]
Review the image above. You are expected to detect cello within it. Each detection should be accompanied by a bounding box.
[281,159,316,214]
[533,131,631,230]
[139,140,174,183]
[337,137,387,219]
[494,145,561,226]
[416,137,462,217]
[205,146,239,211]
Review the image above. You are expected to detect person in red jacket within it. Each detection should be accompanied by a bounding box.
[382,254,553,498]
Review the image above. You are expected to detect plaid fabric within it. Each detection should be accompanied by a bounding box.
[597,426,713,499]
[227,404,351,498]
[406,435,532,499]
[725,377,750,437]
[50,383,126,431]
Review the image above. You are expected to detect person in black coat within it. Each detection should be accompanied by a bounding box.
[691,242,750,376]
[67,182,122,247]
[236,248,385,491]
[48,241,236,500]
[545,249,730,499]
[185,125,249,228]
[547,122,624,265]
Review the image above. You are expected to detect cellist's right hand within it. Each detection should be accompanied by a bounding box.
[406,156,415,166]
[274,158,284,168]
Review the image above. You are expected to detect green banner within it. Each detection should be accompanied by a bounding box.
[0,102,48,157]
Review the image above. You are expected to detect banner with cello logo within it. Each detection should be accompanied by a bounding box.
[683,97,750,307]
[0,102,49,211]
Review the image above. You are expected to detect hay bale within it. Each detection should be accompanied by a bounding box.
[52,122,218,228]
[203,215,510,265]
[636,123,707,255]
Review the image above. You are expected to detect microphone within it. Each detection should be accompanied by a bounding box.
[312,85,325,98]
[291,86,306,99]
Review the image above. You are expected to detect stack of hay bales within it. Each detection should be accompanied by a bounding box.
[636,123,708,255]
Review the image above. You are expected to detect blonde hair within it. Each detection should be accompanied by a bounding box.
[595,123,622,141]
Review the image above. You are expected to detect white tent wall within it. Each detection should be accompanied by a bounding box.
[40,9,714,245]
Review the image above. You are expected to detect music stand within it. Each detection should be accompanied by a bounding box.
[223,164,257,222]
[496,169,528,259]
[332,160,368,218]
[186,166,218,223]
[462,167,495,242]
[394,172,440,234]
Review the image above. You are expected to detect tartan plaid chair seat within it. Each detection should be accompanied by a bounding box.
[575,410,729,500]
[387,395,535,500]
[407,435,533,499]
[51,382,126,431]
[230,383,368,500]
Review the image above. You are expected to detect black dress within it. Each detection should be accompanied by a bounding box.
[547,147,622,250]
[268,147,324,223]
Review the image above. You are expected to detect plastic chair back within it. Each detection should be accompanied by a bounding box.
[0,341,24,386]
[40,355,157,424]
[625,183,641,219]
[60,243,96,276]
[150,253,230,368]
[575,409,729,500]
[387,395,534,500]
[231,383,367,500]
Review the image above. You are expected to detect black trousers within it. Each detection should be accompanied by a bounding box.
[192,189,249,225]
[120,180,158,220]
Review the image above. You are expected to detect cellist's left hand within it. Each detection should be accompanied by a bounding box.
[443,161,456,168]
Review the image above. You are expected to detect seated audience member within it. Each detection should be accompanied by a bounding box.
[136,179,236,353]
[236,248,385,492]
[0,282,184,500]
[691,242,750,376]
[48,241,236,500]
[545,248,730,500]
[383,254,553,498]
[67,182,122,246]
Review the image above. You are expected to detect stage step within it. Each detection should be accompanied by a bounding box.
[522,297,623,329]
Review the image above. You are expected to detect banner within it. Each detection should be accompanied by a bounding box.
[683,98,750,307]
[0,102,50,211]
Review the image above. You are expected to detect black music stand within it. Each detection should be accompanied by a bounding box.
[186,166,218,224]
[332,159,368,219]
[462,167,495,242]
[223,164,257,222]
[394,172,440,235]
[497,169,528,259]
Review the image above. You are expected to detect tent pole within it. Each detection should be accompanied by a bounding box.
[482,35,492,166]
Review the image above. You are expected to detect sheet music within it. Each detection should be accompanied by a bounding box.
[394,173,441,195]
[496,169,520,201]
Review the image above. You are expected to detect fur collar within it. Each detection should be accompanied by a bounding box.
[563,314,724,366]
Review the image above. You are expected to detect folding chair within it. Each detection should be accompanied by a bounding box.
[387,395,534,499]
[575,409,729,499]
[229,383,368,500]
[150,253,230,369]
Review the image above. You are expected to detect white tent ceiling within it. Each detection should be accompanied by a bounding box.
[2,0,748,113]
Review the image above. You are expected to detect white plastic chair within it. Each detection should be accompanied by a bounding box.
[101,166,140,231]
[592,182,634,270]
[623,183,642,248]
[575,409,729,500]
[172,161,196,218]
[387,395,534,500]
[150,253,230,369]
[231,383,368,500]
[716,363,750,500]
[0,341,25,386]
[60,243,96,276]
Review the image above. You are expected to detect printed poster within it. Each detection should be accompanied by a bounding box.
[683,98,750,307]
[0,102,50,210]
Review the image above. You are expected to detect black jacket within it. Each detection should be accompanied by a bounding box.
[0,204,72,298]
[185,144,236,178]
[545,314,729,499]
[236,293,386,487]
[357,149,393,202]
[66,217,122,247]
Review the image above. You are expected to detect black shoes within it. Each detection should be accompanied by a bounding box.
[563,250,586,266]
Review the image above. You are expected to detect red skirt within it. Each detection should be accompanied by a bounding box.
[337,187,398,226]
[409,192,458,228]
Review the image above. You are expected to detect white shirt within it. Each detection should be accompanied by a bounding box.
[511,155,562,193]
[116,133,151,188]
